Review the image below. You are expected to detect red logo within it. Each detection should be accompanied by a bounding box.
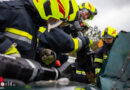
[112,30,116,34]
[57,0,65,18]
[88,3,92,10]
[0,76,16,87]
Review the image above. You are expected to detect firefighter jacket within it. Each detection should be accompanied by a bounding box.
[94,43,113,74]
[0,0,46,59]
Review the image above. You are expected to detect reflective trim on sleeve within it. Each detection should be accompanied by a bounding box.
[39,27,46,33]
[5,28,39,43]
[94,58,104,63]
[5,28,32,40]
[25,59,38,81]
[72,37,83,51]
[72,38,79,51]
[5,32,32,44]
[76,37,82,50]
[95,68,101,75]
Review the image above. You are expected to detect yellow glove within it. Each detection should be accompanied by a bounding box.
[4,43,21,57]
[41,49,55,65]
[42,55,55,65]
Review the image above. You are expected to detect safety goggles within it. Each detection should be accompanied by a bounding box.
[102,35,114,39]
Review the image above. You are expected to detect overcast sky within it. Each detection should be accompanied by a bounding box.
[76,0,130,32]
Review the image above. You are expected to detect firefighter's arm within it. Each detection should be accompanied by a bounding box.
[38,27,92,53]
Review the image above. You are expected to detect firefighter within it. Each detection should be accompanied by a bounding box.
[0,0,70,60]
[68,2,97,83]
[94,26,118,78]
[79,2,97,20]
[36,2,96,66]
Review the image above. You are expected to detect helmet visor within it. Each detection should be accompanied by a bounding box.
[102,34,114,39]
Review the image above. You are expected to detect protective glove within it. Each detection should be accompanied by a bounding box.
[41,49,55,65]
[4,43,21,58]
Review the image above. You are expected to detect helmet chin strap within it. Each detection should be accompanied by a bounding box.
[48,20,63,32]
